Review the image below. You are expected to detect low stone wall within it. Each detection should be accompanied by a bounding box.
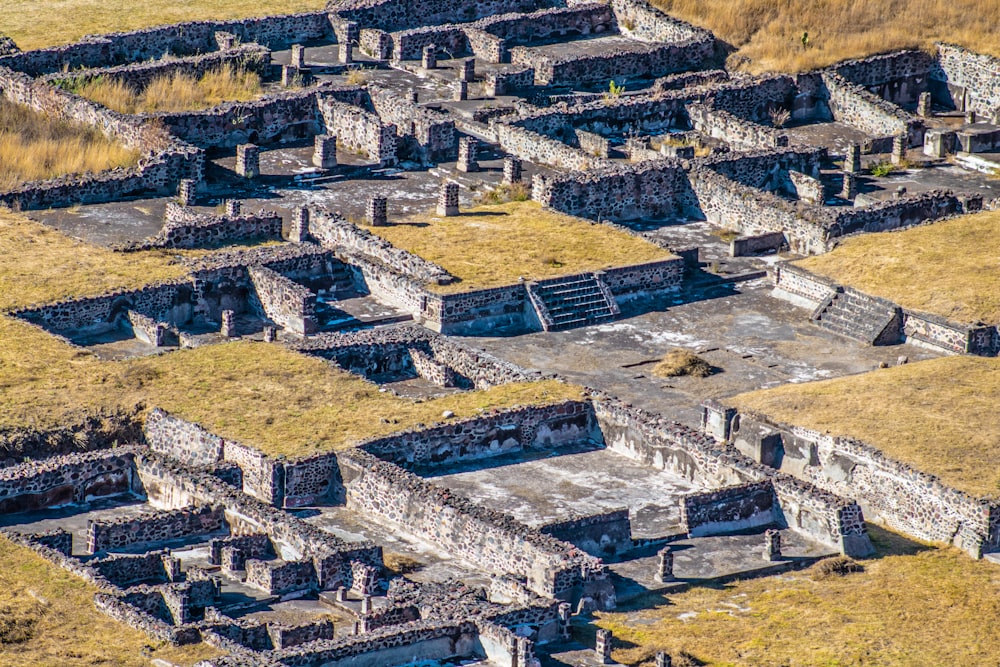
[339,449,612,605]
[679,481,779,537]
[431,283,534,335]
[724,410,1000,557]
[120,205,284,251]
[476,3,616,46]
[0,408,142,464]
[318,98,397,165]
[248,266,318,335]
[518,37,715,87]
[538,509,632,558]
[533,159,690,220]
[495,122,605,171]
[392,26,469,60]
[95,592,201,645]
[822,72,923,146]
[832,50,934,106]
[824,190,963,238]
[43,44,271,96]
[771,263,837,306]
[599,259,684,301]
[87,504,226,553]
[0,11,333,76]
[246,557,317,595]
[134,451,383,589]
[593,397,874,556]
[609,0,712,44]
[932,43,1000,116]
[333,0,553,32]
[486,66,535,95]
[359,401,599,468]
[903,311,998,356]
[368,85,456,161]
[309,209,453,283]
[90,550,176,587]
[688,103,786,150]
[0,450,137,514]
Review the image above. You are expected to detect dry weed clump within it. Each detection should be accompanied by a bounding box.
[651,0,1000,73]
[652,349,716,378]
[68,64,262,114]
[0,99,140,191]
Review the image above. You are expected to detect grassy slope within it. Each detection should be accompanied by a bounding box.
[69,65,264,114]
[795,212,1000,325]
[0,0,327,51]
[730,356,1000,497]
[652,0,1000,73]
[0,99,140,191]
[0,537,220,666]
[594,527,1000,667]
[0,210,582,456]
[371,201,675,293]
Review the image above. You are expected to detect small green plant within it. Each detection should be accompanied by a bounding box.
[801,31,811,49]
[869,160,898,178]
[602,79,625,103]
[476,182,531,205]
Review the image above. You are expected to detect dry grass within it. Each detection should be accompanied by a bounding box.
[0,0,327,51]
[0,536,220,666]
[130,343,583,458]
[68,64,263,114]
[593,527,1000,666]
[371,201,675,293]
[0,99,140,191]
[730,355,1000,497]
[795,212,1000,324]
[651,0,1000,73]
[652,349,716,378]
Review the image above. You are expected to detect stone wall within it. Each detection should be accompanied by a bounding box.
[248,266,318,335]
[608,0,712,45]
[245,557,317,595]
[134,451,383,589]
[822,72,923,146]
[120,205,284,251]
[824,190,963,238]
[87,504,226,553]
[333,0,554,32]
[599,260,684,301]
[90,550,176,587]
[932,43,1000,116]
[358,401,599,468]
[679,481,779,536]
[43,44,271,97]
[309,209,453,283]
[0,12,333,76]
[593,396,874,556]
[368,85,456,161]
[688,103,786,150]
[339,448,612,605]
[495,122,606,171]
[538,509,632,558]
[832,50,934,106]
[318,98,399,165]
[0,450,137,514]
[392,26,470,60]
[517,38,715,87]
[724,410,1000,557]
[533,159,690,220]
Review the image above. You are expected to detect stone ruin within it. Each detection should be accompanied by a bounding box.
[0,0,999,663]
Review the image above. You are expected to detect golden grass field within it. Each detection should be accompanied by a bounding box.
[0,0,327,51]
[795,211,1000,325]
[593,527,1000,666]
[0,99,140,191]
[652,0,1000,73]
[731,355,1000,497]
[371,200,675,293]
[66,64,263,114]
[0,536,221,666]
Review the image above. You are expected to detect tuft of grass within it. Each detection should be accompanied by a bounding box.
[0,0,327,51]
[370,201,676,293]
[0,536,220,666]
[811,555,864,579]
[344,66,371,86]
[68,64,262,114]
[383,552,423,575]
[869,160,898,177]
[594,532,1000,666]
[652,349,716,378]
[0,99,140,191]
[731,355,1000,497]
[475,182,531,205]
[650,0,1000,74]
[795,210,1000,324]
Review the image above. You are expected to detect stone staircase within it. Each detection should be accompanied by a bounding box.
[811,286,903,345]
[527,273,620,331]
